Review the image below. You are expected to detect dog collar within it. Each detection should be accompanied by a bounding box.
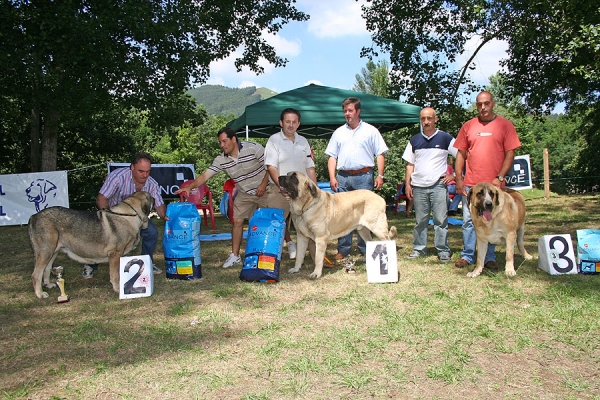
[103,202,143,222]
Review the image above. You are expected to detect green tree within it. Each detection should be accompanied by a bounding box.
[360,0,600,114]
[352,60,391,98]
[0,1,308,172]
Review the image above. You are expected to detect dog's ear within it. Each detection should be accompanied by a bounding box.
[494,188,500,207]
[307,180,318,198]
[141,193,154,215]
[467,188,473,207]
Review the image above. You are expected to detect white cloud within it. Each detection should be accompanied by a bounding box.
[299,0,368,38]
[263,32,301,57]
[205,76,225,86]
[207,31,302,85]
[239,80,258,88]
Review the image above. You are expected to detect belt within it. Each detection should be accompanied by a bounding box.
[340,167,373,175]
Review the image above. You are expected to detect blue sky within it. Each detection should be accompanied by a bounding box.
[205,0,509,106]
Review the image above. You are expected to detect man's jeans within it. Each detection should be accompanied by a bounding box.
[447,184,463,212]
[336,171,374,255]
[140,219,158,262]
[460,186,495,263]
[412,180,450,256]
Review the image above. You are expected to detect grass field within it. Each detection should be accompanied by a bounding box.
[1,190,599,399]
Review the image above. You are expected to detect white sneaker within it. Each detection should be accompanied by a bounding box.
[222,253,241,268]
[82,264,94,279]
[287,241,297,259]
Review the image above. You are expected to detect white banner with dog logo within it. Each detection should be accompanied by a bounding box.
[0,171,69,226]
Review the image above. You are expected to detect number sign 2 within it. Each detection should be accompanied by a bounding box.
[537,234,577,275]
[119,255,154,299]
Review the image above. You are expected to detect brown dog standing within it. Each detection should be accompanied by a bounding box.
[278,171,397,279]
[466,182,532,277]
[28,191,154,298]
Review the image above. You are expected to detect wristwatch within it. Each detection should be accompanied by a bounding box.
[377,174,385,180]
[496,175,504,182]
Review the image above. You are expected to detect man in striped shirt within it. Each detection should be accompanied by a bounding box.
[82,152,167,278]
[176,127,272,269]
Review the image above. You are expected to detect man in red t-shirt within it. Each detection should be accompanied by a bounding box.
[453,91,522,269]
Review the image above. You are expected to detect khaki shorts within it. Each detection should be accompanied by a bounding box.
[266,185,290,217]
[233,188,270,220]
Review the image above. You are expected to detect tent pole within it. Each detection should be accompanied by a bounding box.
[246,126,249,141]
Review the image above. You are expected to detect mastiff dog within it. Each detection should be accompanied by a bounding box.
[28,191,154,298]
[466,182,533,278]
[278,171,397,279]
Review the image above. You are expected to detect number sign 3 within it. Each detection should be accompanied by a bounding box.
[537,234,577,275]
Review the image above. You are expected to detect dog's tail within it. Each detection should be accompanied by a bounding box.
[389,226,398,239]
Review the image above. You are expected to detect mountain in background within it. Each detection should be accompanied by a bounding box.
[187,85,277,117]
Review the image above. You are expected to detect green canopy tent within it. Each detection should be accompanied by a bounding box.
[226,84,421,139]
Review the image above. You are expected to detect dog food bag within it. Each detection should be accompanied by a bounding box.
[163,202,202,280]
[240,208,286,283]
[576,229,600,274]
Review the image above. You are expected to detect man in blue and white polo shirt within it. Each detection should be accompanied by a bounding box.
[402,107,458,263]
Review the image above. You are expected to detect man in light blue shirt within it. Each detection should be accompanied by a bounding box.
[325,97,388,260]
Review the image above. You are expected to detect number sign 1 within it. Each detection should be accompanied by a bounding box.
[366,241,399,283]
[119,255,154,299]
[537,234,577,275]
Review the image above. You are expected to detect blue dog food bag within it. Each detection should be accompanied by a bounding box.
[240,208,286,283]
[163,202,202,280]
[577,229,600,274]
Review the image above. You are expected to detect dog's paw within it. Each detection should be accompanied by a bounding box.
[309,271,322,279]
[505,270,517,277]
[39,291,49,299]
[466,271,480,278]
[44,282,57,289]
[288,267,300,274]
[524,253,533,260]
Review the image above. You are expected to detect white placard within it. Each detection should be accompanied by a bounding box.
[537,234,577,275]
[365,241,398,283]
[119,255,154,299]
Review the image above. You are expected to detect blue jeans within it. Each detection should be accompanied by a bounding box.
[412,180,450,256]
[447,184,463,212]
[336,171,374,255]
[88,219,158,270]
[461,186,495,263]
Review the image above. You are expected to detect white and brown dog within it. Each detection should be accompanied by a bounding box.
[467,182,533,277]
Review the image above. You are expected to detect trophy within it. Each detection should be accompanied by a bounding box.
[52,266,70,303]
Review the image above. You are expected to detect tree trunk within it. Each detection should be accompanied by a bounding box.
[41,108,60,172]
[30,108,41,172]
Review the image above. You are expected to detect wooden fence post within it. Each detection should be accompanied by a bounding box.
[544,148,550,199]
